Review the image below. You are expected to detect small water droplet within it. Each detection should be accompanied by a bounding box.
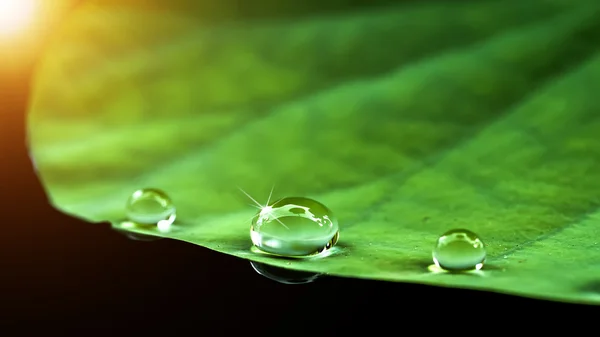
[125,188,176,228]
[250,196,339,257]
[250,261,320,284]
[432,229,486,272]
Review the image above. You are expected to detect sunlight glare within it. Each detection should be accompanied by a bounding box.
[0,0,37,37]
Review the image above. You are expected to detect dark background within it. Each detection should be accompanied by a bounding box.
[1,0,597,334]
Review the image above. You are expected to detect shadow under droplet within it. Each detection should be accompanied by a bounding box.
[477,263,503,271]
[406,256,502,275]
[404,259,434,272]
[331,241,352,251]
[250,261,321,285]
[249,244,343,260]
[578,280,600,295]
[426,264,486,277]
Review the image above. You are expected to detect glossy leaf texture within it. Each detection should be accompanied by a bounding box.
[28,0,600,304]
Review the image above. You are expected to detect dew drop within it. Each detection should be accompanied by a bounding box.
[250,261,320,284]
[125,188,176,228]
[432,228,486,271]
[250,196,339,257]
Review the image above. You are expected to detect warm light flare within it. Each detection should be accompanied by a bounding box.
[0,0,37,37]
[0,0,79,72]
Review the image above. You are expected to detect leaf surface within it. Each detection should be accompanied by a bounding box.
[28,0,600,304]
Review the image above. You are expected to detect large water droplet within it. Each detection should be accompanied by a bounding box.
[432,229,486,271]
[250,261,320,284]
[125,188,176,229]
[250,196,339,257]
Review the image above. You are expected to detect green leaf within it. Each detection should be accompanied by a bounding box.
[28,0,600,304]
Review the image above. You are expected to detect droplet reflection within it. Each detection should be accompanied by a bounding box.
[113,228,161,242]
[250,261,321,284]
